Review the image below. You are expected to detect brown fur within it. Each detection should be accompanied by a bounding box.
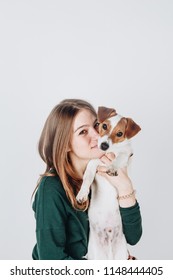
[98,106,117,123]
[124,118,141,139]
[97,116,141,143]
[98,120,112,137]
[110,118,127,143]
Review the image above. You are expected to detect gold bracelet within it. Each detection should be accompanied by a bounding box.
[117,190,136,200]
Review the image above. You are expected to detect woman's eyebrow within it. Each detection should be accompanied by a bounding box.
[74,119,97,133]
[74,124,89,133]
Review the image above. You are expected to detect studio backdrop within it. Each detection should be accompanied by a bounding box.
[0,0,172,260]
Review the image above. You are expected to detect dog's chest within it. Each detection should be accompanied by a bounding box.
[88,175,121,228]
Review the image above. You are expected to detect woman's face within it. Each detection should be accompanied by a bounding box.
[69,109,104,167]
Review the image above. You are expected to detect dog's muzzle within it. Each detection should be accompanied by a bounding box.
[100,142,109,151]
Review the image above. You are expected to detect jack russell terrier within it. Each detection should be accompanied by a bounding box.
[76,106,141,259]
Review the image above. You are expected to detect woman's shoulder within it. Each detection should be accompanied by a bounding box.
[32,175,67,212]
[38,175,65,195]
[40,175,61,186]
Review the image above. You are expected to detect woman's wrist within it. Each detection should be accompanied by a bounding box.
[118,189,136,200]
[117,188,136,208]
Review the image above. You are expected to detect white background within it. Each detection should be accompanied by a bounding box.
[0,0,172,260]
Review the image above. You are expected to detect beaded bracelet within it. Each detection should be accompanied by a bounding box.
[117,190,136,200]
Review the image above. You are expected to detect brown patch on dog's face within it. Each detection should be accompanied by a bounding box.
[110,118,127,144]
[97,119,112,137]
[109,117,141,143]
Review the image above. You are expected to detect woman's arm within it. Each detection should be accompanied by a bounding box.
[97,153,142,244]
[97,153,137,207]
[33,178,74,260]
[120,201,142,245]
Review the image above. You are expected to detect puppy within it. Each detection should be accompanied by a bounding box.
[76,106,141,259]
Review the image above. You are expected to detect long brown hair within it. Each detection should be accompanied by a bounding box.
[33,99,97,210]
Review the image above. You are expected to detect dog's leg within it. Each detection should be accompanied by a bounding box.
[106,153,130,175]
[76,159,100,202]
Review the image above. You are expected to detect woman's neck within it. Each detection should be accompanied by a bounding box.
[69,154,89,179]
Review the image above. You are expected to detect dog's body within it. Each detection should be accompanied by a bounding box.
[76,107,141,260]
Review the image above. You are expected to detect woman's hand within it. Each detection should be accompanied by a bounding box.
[97,153,136,207]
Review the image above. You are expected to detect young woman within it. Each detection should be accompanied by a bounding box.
[32,99,142,260]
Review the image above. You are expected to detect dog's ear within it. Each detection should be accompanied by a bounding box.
[125,118,141,139]
[98,106,117,122]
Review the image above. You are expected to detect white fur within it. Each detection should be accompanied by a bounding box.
[76,116,133,259]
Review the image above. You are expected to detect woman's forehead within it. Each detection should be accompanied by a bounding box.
[73,109,96,131]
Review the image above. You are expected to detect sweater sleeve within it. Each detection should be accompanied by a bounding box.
[119,201,142,245]
[33,180,74,260]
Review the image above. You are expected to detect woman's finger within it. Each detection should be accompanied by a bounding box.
[106,152,116,160]
[97,165,108,173]
[99,155,111,165]
[99,152,116,164]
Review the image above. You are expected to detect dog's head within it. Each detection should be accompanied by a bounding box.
[96,106,141,151]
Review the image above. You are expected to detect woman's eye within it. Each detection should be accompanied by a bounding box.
[102,124,107,130]
[116,131,123,137]
[79,130,87,135]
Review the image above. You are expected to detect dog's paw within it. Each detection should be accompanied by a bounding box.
[106,166,118,176]
[82,253,88,260]
[76,188,89,203]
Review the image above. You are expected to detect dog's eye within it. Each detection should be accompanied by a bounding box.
[102,124,107,130]
[116,131,123,137]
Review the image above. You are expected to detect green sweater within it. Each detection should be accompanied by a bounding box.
[32,176,142,260]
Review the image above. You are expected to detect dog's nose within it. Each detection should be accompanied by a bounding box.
[100,142,109,151]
